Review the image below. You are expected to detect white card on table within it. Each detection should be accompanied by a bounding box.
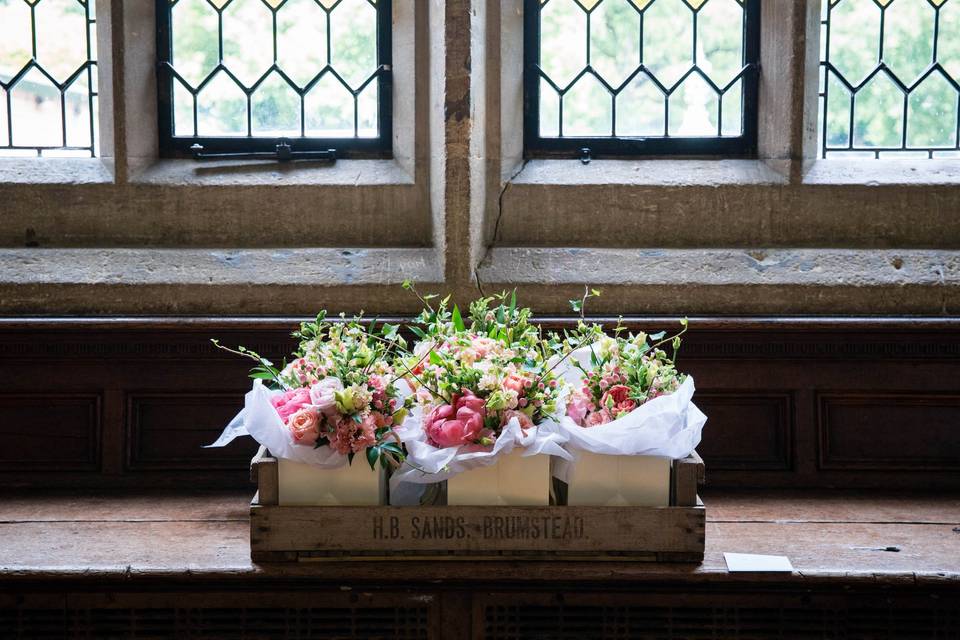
[724,552,794,573]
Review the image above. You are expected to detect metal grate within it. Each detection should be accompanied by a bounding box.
[524,0,760,158]
[0,0,98,158]
[483,604,960,640]
[0,605,429,639]
[156,0,392,159]
[820,0,960,159]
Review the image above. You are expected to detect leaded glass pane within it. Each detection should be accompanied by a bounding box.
[527,0,758,156]
[159,0,390,156]
[819,0,960,159]
[0,0,98,157]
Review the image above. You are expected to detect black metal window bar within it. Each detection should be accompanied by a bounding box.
[820,0,960,159]
[156,0,392,161]
[0,0,98,157]
[524,0,760,159]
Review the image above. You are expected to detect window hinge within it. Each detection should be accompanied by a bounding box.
[580,147,592,165]
[189,139,337,163]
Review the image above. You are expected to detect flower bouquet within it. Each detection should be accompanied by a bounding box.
[208,312,412,506]
[549,291,706,506]
[390,286,571,505]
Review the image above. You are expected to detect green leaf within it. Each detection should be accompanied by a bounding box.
[402,279,413,290]
[381,323,399,339]
[649,331,666,341]
[569,299,582,312]
[429,350,442,366]
[452,305,466,332]
[409,325,428,340]
[590,288,601,297]
[366,446,380,471]
[508,289,517,317]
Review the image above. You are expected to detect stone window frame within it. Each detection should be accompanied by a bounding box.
[473,0,960,315]
[0,0,431,250]
[0,0,957,317]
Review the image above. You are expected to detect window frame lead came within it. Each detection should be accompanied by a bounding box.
[155,0,393,161]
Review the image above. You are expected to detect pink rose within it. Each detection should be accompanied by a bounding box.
[585,409,612,427]
[502,410,533,432]
[566,391,592,426]
[425,392,486,448]
[288,407,320,446]
[271,388,312,423]
[309,377,343,416]
[600,384,631,409]
[614,399,637,418]
[502,373,526,395]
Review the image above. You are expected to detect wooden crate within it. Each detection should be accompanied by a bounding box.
[249,447,705,563]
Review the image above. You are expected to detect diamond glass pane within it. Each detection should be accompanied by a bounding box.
[528,0,756,154]
[0,0,98,157]
[819,0,960,159]
[159,0,389,154]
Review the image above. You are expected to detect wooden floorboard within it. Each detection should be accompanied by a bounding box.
[0,490,957,587]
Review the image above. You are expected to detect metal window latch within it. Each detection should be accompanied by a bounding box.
[580,147,592,164]
[189,139,337,163]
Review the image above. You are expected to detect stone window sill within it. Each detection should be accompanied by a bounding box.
[510,159,788,188]
[0,158,115,185]
[131,158,415,188]
[802,159,960,187]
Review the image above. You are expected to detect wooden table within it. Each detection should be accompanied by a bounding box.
[2,490,958,638]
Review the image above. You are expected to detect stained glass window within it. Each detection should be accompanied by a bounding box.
[157,0,392,159]
[0,0,99,158]
[820,0,960,159]
[524,0,760,157]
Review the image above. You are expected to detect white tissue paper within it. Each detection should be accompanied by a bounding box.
[208,379,412,505]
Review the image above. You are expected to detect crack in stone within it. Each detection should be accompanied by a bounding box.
[474,160,529,296]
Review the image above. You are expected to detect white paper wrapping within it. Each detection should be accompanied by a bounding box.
[551,344,707,484]
[390,412,572,489]
[206,380,348,467]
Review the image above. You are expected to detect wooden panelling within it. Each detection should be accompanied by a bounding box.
[695,392,792,471]
[0,393,100,471]
[818,393,960,471]
[126,392,257,471]
[0,317,957,489]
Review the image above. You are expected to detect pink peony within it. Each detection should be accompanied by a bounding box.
[566,391,592,426]
[425,392,486,448]
[309,377,343,416]
[288,407,320,446]
[271,388,312,424]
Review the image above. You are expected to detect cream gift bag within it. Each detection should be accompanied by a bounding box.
[554,452,670,506]
[278,458,383,506]
[445,450,551,506]
[390,413,571,505]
